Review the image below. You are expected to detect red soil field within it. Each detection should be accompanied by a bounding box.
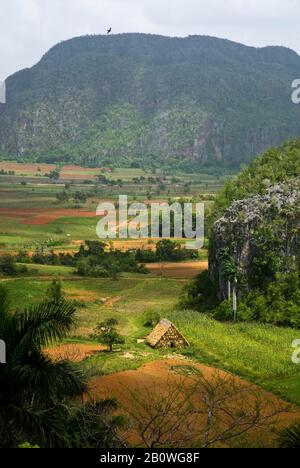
[146,261,208,278]
[0,162,56,174]
[46,344,106,362]
[0,207,96,225]
[88,358,300,448]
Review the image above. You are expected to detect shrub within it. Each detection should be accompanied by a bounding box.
[143,311,161,328]
[46,279,64,304]
[179,270,219,312]
[92,319,125,352]
[212,300,234,322]
[0,255,17,276]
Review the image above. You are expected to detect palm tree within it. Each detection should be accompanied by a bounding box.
[280,423,300,448]
[0,285,87,447]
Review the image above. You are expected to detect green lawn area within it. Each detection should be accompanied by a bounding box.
[272,376,300,405]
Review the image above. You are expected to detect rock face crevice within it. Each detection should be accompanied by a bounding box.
[209,179,300,299]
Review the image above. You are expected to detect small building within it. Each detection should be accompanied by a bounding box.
[146,319,189,349]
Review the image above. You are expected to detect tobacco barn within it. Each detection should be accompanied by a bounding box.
[146,319,189,349]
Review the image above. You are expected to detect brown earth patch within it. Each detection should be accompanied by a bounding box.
[0,162,56,175]
[88,358,300,448]
[0,207,96,225]
[104,296,122,307]
[110,240,156,252]
[146,261,208,278]
[66,288,100,303]
[45,343,106,362]
[71,240,85,246]
[0,162,107,180]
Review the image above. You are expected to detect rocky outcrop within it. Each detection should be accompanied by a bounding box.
[209,178,300,299]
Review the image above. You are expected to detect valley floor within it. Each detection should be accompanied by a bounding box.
[5,266,300,409]
[1,165,300,447]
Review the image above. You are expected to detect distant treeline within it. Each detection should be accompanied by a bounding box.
[1,240,198,279]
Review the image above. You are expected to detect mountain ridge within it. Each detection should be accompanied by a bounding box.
[1,33,300,170]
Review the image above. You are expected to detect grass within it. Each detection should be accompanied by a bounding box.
[17,263,75,276]
[3,271,185,376]
[3,273,184,330]
[3,268,300,405]
[80,344,167,376]
[169,311,300,404]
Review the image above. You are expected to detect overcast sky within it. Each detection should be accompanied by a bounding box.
[0,0,300,79]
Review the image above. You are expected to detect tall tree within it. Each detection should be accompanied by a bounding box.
[0,285,86,447]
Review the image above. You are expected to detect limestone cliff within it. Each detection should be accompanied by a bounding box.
[209,178,300,299]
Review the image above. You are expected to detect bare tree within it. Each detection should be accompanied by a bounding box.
[123,371,291,449]
[123,379,197,448]
[191,371,290,448]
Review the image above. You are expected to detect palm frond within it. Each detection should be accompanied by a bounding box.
[0,284,11,336]
[12,300,77,351]
[280,423,300,448]
[10,401,72,448]
[7,351,87,400]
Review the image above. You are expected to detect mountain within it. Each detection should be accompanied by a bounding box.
[1,33,300,170]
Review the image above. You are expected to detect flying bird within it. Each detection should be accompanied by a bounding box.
[107,27,112,35]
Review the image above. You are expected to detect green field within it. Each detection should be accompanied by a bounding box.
[3,267,300,406]
[169,311,300,403]
[0,167,225,252]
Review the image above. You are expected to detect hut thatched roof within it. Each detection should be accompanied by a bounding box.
[146,319,189,348]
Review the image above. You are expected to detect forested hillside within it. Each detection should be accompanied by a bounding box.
[0,34,300,170]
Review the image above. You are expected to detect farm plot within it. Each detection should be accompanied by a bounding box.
[146,261,208,278]
[88,358,300,448]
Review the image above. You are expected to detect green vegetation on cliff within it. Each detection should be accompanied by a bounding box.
[185,139,300,328]
[211,139,300,222]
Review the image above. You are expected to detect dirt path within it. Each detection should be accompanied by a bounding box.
[105,296,122,307]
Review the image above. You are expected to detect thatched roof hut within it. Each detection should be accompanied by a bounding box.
[146,319,189,349]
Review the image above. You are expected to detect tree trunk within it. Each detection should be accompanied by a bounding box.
[232,277,238,322]
[227,280,231,300]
